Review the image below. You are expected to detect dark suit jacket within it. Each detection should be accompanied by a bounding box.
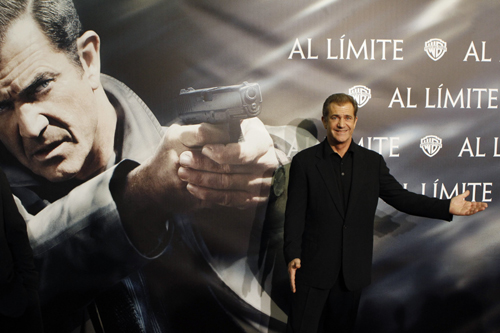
[0,167,38,317]
[284,139,452,291]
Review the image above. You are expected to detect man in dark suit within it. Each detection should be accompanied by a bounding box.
[283,93,488,332]
[0,167,43,332]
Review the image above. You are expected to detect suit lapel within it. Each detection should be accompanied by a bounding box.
[316,141,345,219]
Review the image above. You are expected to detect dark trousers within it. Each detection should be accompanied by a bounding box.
[286,276,362,333]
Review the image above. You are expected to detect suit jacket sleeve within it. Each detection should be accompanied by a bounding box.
[378,155,452,221]
[283,155,308,264]
[19,161,171,319]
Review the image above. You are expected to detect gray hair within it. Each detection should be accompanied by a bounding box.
[0,0,83,66]
[322,93,359,118]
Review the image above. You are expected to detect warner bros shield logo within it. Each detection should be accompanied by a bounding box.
[424,38,447,61]
[420,135,443,157]
[348,85,371,108]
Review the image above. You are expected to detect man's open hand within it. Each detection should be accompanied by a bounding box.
[449,190,488,216]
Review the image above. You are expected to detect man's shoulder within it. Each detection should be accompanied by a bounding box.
[292,140,383,162]
[351,141,383,160]
[293,141,322,160]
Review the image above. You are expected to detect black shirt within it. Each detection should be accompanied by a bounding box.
[324,140,354,212]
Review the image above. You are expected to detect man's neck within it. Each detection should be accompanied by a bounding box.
[328,139,351,158]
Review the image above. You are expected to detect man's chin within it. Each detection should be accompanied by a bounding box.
[334,135,350,143]
[41,172,78,183]
[27,157,83,182]
[34,165,79,183]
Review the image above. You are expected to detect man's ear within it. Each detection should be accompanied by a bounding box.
[76,31,101,90]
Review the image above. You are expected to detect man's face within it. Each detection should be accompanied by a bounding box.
[0,16,100,182]
[321,102,358,146]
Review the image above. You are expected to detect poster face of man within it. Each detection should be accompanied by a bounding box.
[0,16,105,182]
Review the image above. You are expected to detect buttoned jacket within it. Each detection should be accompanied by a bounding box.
[284,139,452,290]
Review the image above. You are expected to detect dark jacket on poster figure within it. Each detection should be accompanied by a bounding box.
[284,139,452,291]
[0,167,43,332]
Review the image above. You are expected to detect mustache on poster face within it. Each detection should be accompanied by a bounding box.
[23,127,73,158]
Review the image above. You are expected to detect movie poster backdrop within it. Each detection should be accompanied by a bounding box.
[71,0,499,331]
